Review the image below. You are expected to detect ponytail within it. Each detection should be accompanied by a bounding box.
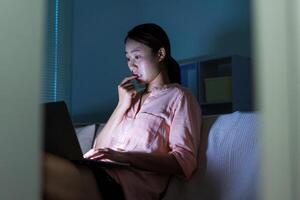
[166,57,181,84]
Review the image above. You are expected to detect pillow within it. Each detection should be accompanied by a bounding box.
[163,112,259,200]
[204,111,259,200]
[75,124,96,154]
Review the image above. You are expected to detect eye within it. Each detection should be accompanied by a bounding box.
[126,57,130,62]
[134,55,141,60]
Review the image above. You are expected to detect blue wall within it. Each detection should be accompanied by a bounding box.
[71,0,251,122]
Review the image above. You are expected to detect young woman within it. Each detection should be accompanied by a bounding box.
[44,23,202,200]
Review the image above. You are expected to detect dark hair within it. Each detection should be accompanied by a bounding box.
[125,23,181,84]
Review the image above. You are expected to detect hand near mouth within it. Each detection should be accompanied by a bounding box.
[117,75,139,110]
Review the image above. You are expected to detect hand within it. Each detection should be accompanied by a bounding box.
[84,148,128,163]
[83,148,99,159]
[117,75,138,111]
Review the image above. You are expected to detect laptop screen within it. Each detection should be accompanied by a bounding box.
[43,101,83,160]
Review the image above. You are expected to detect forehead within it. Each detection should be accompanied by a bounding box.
[125,39,151,54]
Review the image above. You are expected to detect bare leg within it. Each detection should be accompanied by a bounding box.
[43,153,102,200]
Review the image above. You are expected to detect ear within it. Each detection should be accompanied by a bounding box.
[157,48,166,62]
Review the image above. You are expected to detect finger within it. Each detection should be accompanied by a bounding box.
[85,148,107,159]
[89,151,106,159]
[90,154,105,160]
[97,148,114,154]
[91,149,108,156]
[85,152,99,159]
[94,148,116,157]
[124,86,136,92]
[120,75,138,85]
[120,84,135,91]
[119,84,137,97]
[83,149,97,158]
[121,82,134,88]
[90,152,113,160]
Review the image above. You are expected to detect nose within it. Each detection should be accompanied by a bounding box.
[128,60,138,70]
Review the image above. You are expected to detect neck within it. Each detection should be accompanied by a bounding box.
[146,70,170,93]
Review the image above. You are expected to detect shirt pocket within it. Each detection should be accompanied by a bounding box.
[130,112,165,151]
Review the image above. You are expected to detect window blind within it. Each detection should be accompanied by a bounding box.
[42,0,71,104]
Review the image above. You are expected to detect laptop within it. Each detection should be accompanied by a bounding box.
[43,101,130,167]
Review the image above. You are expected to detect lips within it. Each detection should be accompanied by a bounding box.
[132,73,141,78]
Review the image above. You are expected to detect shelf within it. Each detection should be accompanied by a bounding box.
[180,55,253,115]
[201,102,232,115]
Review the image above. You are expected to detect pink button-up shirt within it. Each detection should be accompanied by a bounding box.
[105,83,202,200]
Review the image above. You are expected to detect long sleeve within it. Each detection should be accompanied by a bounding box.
[168,91,202,179]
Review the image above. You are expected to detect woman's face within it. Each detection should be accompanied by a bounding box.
[125,38,161,84]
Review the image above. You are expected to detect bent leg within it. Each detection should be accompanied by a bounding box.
[43,153,102,200]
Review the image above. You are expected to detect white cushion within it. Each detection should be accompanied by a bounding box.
[204,111,259,200]
[75,124,96,154]
[163,111,259,200]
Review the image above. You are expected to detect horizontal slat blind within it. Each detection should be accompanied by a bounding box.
[42,0,68,103]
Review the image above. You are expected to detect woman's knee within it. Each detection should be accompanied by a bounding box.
[43,153,102,200]
[43,153,83,200]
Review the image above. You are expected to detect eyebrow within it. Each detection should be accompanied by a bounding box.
[125,48,142,55]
